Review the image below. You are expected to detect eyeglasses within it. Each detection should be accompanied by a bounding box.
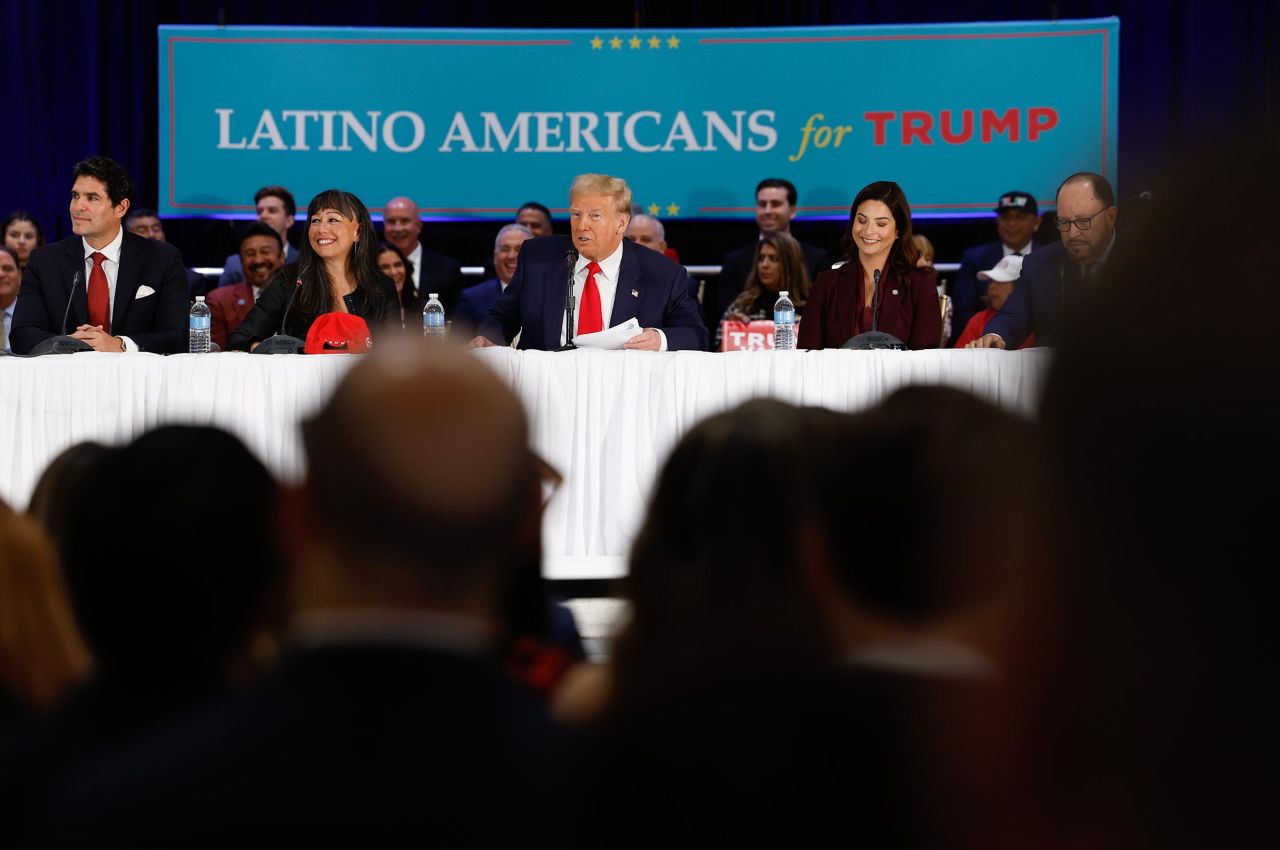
[1054,208,1108,232]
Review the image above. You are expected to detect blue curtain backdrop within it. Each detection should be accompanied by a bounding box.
[5,0,1277,239]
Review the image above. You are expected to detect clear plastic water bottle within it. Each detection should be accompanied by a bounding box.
[422,293,446,341]
[189,296,211,353]
[773,290,796,351]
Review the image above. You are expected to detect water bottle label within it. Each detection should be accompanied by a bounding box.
[773,310,795,325]
[189,316,211,330]
[424,313,445,329]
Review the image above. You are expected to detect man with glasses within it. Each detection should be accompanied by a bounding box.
[967,172,1117,349]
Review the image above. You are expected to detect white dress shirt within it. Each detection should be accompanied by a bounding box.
[561,240,667,350]
[82,226,137,351]
[1,301,14,353]
[407,241,424,294]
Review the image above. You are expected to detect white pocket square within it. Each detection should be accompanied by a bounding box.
[135,285,156,299]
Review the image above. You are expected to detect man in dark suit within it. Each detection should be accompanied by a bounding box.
[452,223,534,339]
[10,156,188,354]
[383,195,465,313]
[16,343,563,847]
[714,177,830,327]
[949,190,1043,346]
[970,173,1118,349]
[207,223,285,350]
[473,174,708,352]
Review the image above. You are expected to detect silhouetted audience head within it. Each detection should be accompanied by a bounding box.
[610,399,836,705]
[297,339,541,615]
[810,385,1041,633]
[990,139,1279,849]
[0,507,90,715]
[26,441,110,562]
[59,427,279,683]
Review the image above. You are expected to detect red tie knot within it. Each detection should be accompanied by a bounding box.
[587,260,602,276]
[91,251,106,267]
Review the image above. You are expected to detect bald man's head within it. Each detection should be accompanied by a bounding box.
[383,196,423,255]
[302,341,538,584]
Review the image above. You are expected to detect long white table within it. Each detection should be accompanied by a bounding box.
[1,348,1052,578]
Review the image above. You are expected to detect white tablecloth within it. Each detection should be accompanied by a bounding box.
[1,348,1052,578]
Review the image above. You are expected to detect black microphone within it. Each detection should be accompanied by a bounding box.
[29,269,93,355]
[251,275,306,354]
[556,247,579,351]
[871,268,881,332]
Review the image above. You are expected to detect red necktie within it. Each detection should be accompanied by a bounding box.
[577,260,603,336]
[88,251,110,333]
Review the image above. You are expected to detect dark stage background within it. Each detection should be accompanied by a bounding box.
[5,1,1277,269]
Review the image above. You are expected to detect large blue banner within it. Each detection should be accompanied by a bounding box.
[159,19,1118,219]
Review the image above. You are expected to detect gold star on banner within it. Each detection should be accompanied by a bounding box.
[666,203,680,216]
[647,203,661,216]
[590,36,603,50]
[629,35,642,49]
[610,36,623,49]
[648,35,662,49]
[667,35,681,49]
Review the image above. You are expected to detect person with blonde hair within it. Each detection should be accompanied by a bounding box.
[0,506,90,720]
[473,173,707,351]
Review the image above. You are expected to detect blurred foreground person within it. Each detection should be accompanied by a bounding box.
[0,507,90,729]
[1,427,281,845]
[977,140,1280,850]
[20,343,561,847]
[552,395,1023,848]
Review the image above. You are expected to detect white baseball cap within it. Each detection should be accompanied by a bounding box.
[977,254,1024,283]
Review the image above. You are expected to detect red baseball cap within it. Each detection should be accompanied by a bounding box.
[304,313,373,355]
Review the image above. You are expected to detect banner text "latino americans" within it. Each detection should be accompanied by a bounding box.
[215,109,778,154]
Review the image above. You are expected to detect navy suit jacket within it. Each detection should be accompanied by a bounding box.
[982,241,1094,347]
[11,232,189,354]
[479,235,708,351]
[452,277,504,338]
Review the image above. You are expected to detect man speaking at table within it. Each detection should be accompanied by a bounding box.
[10,156,188,354]
[471,174,707,352]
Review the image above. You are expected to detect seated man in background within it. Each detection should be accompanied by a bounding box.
[715,178,829,328]
[219,186,299,285]
[968,172,1118,349]
[516,201,554,237]
[383,195,464,312]
[10,155,188,354]
[949,191,1042,346]
[207,223,286,350]
[452,224,534,340]
[474,174,707,352]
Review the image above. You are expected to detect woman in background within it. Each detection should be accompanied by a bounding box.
[2,211,44,271]
[376,240,416,326]
[715,231,811,351]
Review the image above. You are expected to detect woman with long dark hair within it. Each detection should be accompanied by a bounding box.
[229,190,399,350]
[798,181,941,349]
[715,231,811,351]
[376,240,416,326]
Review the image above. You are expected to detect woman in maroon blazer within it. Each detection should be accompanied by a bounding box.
[798,181,941,350]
